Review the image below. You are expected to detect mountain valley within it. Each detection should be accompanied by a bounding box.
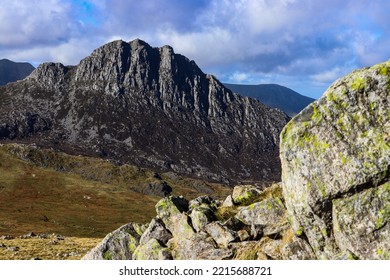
[0,39,388,260]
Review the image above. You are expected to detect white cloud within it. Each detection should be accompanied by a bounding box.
[0,0,77,47]
[229,72,252,83]
[4,38,104,66]
[310,67,349,84]
[1,0,390,99]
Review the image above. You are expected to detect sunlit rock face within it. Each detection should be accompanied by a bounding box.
[280,60,390,259]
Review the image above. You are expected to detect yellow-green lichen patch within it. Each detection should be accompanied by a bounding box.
[133,238,169,260]
[326,91,337,103]
[280,120,296,144]
[340,155,349,165]
[311,104,322,124]
[375,202,390,230]
[351,77,366,92]
[301,133,330,157]
[379,67,388,76]
[103,250,112,260]
[373,61,390,76]
[295,226,304,236]
[127,235,138,253]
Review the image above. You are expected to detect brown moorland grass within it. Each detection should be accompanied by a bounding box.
[0,144,231,239]
[0,144,234,259]
[0,236,100,260]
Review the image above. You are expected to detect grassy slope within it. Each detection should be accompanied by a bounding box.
[0,236,100,260]
[0,144,231,239]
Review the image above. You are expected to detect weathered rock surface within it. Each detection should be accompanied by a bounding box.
[281,236,316,260]
[205,221,238,248]
[139,218,172,245]
[133,238,172,260]
[231,185,262,206]
[235,197,288,236]
[190,205,216,232]
[333,182,390,259]
[0,39,289,184]
[82,222,147,260]
[280,60,390,259]
[143,181,172,196]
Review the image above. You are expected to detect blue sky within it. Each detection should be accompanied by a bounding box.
[1,0,390,99]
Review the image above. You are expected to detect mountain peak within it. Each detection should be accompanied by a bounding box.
[0,39,289,183]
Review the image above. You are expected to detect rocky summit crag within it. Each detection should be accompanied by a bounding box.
[83,60,389,260]
[0,39,289,184]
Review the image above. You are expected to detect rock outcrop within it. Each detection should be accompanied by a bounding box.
[82,223,148,260]
[83,183,315,260]
[280,60,390,259]
[0,39,289,184]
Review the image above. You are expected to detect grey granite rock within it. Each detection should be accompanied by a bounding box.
[280,60,390,259]
[82,222,147,260]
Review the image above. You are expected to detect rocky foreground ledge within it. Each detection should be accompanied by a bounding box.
[83,60,390,260]
[83,184,314,260]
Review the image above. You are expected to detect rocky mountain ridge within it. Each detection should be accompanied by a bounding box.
[0,39,289,184]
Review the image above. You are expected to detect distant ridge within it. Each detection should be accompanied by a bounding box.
[224,83,315,116]
[0,59,35,86]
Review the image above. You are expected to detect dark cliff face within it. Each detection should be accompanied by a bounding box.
[0,39,289,183]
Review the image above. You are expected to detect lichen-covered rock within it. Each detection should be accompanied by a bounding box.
[133,238,172,260]
[280,60,390,259]
[190,205,216,232]
[82,222,147,260]
[188,195,216,210]
[169,213,196,239]
[205,221,238,248]
[333,182,390,260]
[281,236,316,260]
[155,196,189,235]
[237,229,250,241]
[235,197,288,235]
[167,232,233,260]
[222,195,234,207]
[231,241,268,260]
[262,239,283,260]
[232,185,262,206]
[139,218,172,246]
[82,182,300,260]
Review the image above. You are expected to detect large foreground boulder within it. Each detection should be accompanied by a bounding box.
[82,223,148,260]
[280,60,390,259]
